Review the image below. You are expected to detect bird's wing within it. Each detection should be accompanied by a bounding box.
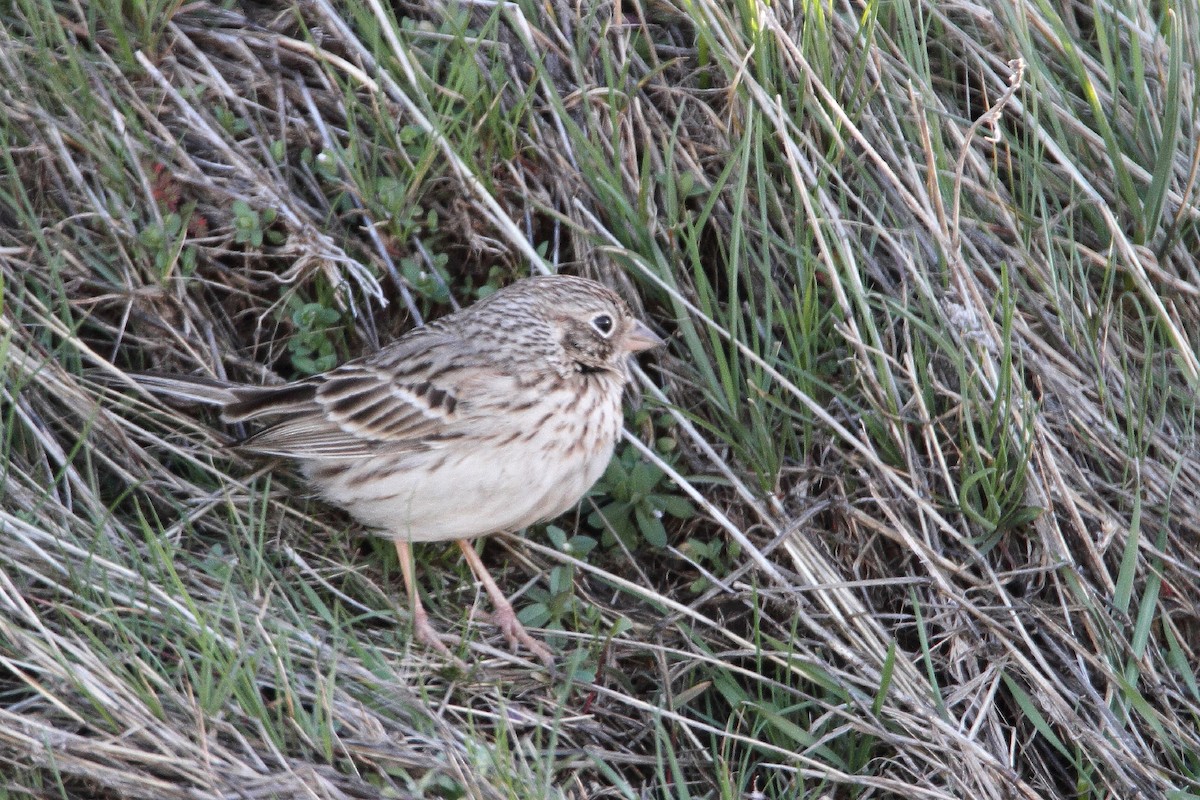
[233,330,498,460]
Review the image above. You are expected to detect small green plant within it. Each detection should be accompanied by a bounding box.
[546,523,598,560]
[287,302,342,375]
[677,535,738,594]
[304,147,340,181]
[372,176,437,239]
[213,104,249,136]
[587,444,695,549]
[473,267,511,300]
[399,253,451,303]
[516,525,598,632]
[231,199,281,248]
[138,210,197,278]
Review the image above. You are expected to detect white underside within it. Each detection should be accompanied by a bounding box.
[302,389,622,542]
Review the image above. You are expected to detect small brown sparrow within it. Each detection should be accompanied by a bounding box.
[128,275,662,664]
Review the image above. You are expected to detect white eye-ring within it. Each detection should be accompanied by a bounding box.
[591,313,615,337]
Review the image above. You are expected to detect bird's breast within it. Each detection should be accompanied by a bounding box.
[302,380,625,543]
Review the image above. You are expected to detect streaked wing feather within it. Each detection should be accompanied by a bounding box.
[224,383,319,421]
[238,422,428,459]
[236,331,479,460]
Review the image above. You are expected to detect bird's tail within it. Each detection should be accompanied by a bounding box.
[122,372,243,407]
[109,371,318,424]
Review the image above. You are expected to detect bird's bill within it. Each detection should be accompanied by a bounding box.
[624,320,664,353]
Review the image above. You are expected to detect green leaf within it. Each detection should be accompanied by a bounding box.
[546,525,567,549]
[629,462,664,495]
[548,565,573,594]
[604,457,630,487]
[635,505,667,548]
[1000,672,1071,759]
[566,534,597,557]
[516,603,550,628]
[657,494,696,519]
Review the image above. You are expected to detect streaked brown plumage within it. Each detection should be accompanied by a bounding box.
[128,275,662,664]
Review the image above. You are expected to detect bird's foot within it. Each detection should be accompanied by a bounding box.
[409,605,456,658]
[488,597,555,667]
[457,539,556,667]
[409,607,472,672]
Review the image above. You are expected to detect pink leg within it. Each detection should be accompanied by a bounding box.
[457,539,555,666]
[395,539,455,659]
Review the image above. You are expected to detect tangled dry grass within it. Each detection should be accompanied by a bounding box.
[2,0,1199,797]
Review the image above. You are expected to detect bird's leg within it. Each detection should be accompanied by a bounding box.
[457,539,555,666]
[395,539,456,659]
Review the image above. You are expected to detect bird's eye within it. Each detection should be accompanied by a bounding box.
[590,314,614,337]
